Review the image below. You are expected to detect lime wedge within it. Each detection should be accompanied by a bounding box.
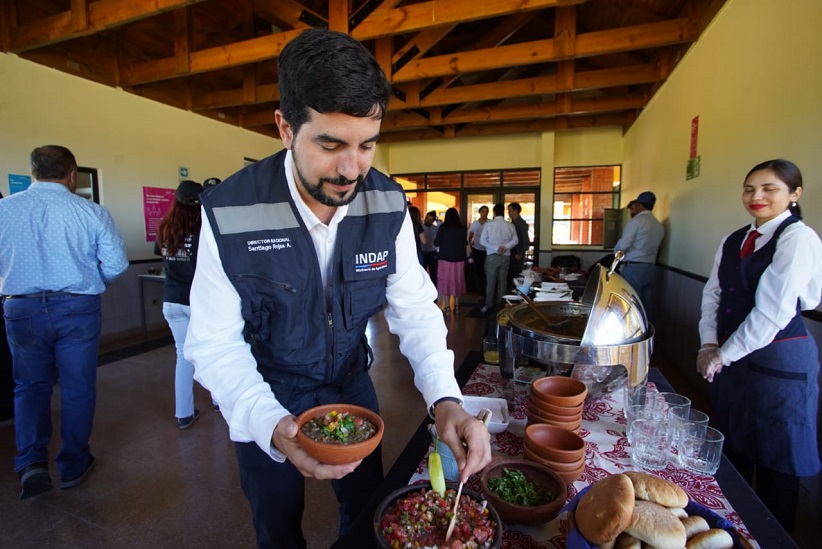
[429,448,446,496]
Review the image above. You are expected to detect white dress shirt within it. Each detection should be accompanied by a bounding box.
[479,216,518,256]
[699,210,822,363]
[185,151,460,459]
[614,210,664,263]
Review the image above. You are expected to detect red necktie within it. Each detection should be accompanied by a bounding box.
[739,230,760,258]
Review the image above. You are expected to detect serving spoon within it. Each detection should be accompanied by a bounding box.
[513,287,572,331]
[444,408,492,542]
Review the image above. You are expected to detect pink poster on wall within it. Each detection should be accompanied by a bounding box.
[143,186,176,242]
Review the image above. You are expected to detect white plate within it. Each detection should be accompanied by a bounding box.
[563,274,582,280]
[534,294,573,302]
[502,294,523,301]
[541,282,570,290]
[462,396,510,433]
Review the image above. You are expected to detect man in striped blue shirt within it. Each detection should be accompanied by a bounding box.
[0,145,128,499]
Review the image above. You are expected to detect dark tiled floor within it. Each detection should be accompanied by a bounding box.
[1,297,818,547]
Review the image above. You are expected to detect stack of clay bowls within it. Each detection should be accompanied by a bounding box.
[526,376,588,433]
[523,423,587,484]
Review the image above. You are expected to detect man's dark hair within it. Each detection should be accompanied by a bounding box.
[277,29,391,135]
[508,202,522,213]
[493,203,505,217]
[30,145,77,181]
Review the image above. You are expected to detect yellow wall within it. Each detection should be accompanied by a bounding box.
[623,0,822,275]
[0,53,279,260]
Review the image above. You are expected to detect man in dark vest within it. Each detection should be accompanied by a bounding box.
[184,29,492,549]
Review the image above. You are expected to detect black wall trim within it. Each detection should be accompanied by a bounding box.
[658,263,821,323]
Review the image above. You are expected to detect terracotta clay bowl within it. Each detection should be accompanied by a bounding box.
[530,376,588,408]
[527,400,582,422]
[524,423,586,463]
[480,457,567,525]
[522,448,586,484]
[523,446,585,472]
[296,404,383,465]
[527,395,583,418]
[526,413,583,433]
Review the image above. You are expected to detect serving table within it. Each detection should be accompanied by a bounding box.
[333,353,795,548]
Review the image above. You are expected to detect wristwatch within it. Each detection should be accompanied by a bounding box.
[428,396,463,419]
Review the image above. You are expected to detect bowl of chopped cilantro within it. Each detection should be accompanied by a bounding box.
[296,404,383,465]
[480,457,567,524]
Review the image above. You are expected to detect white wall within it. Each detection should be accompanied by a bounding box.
[623,0,822,276]
[0,53,280,261]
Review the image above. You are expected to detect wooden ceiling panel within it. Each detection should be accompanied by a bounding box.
[1,0,727,142]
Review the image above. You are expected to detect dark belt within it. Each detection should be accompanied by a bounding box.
[3,291,82,299]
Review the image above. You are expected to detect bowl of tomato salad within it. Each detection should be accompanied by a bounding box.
[296,404,384,465]
[374,482,502,549]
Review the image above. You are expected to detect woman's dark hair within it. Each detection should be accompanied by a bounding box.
[30,145,77,181]
[746,158,803,218]
[277,29,391,136]
[442,207,463,228]
[478,205,489,214]
[409,206,422,227]
[156,200,201,256]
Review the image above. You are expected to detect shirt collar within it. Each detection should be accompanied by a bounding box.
[284,150,348,230]
[749,209,792,236]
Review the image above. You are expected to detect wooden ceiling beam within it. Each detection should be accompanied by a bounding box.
[120,28,302,86]
[350,0,587,40]
[192,83,279,111]
[415,63,659,108]
[9,0,204,53]
[393,18,693,83]
[253,0,326,30]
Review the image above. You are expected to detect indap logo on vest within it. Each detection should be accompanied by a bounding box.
[354,250,389,273]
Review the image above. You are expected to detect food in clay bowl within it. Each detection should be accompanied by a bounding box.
[374,482,502,549]
[295,404,383,465]
[479,458,566,524]
[562,471,753,548]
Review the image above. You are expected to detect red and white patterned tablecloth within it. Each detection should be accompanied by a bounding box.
[408,362,757,548]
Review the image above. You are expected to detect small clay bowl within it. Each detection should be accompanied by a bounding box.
[531,376,588,408]
[527,402,582,422]
[527,395,582,418]
[526,413,583,433]
[524,423,586,462]
[480,457,566,524]
[296,404,383,465]
[523,446,585,472]
[522,449,586,484]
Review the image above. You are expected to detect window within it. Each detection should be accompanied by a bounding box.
[552,165,620,246]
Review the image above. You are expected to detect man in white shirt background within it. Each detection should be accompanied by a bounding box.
[479,203,518,314]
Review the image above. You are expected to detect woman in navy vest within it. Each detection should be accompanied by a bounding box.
[697,159,822,531]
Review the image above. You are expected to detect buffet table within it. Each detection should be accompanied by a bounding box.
[333,353,795,548]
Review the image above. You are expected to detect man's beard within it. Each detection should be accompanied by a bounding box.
[293,148,364,207]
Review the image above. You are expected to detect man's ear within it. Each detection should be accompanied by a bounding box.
[275,110,294,149]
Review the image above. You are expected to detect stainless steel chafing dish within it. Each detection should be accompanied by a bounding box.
[497,254,653,395]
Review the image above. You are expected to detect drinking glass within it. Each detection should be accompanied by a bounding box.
[483,338,500,365]
[623,382,658,417]
[631,417,670,471]
[670,408,709,460]
[626,405,665,446]
[680,426,724,476]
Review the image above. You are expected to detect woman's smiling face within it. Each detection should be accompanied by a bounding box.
[742,168,802,226]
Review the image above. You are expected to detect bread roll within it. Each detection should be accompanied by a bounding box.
[576,474,636,544]
[668,506,688,519]
[614,532,641,549]
[624,500,687,549]
[685,528,733,549]
[681,515,710,538]
[625,471,689,508]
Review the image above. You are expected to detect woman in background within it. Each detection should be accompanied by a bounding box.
[434,207,467,313]
[155,180,208,429]
[697,159,821,531]
[409,205,425,266]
